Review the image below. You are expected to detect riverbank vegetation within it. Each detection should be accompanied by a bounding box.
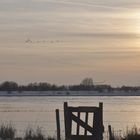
[0,124,55,140]
[0,124,139,140]
[111,125,140,140]
[0,78,140,93]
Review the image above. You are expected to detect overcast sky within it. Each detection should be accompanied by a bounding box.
[0,0,140,86]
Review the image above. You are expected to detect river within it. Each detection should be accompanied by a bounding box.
[0,96,139,139]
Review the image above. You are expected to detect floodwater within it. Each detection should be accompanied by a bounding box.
[0,96,140,139]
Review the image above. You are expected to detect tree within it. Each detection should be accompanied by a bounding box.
[80,78,94,86]
[0,81,18,91]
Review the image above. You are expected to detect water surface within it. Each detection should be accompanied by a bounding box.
[0,96,140,138]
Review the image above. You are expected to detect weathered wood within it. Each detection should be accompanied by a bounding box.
[99,102,103,130]
[64,102,104,140]
[56,109,61,140]
[71,113,94,134]
[64,102,69,139]
[76,111,80,135]
[68,107,98,112]
[99,102,104,140]
[70,135,99,140]
[108,125,113,140]
[84,112,88,135]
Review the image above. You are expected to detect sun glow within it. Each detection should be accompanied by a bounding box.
[133,11,140,34]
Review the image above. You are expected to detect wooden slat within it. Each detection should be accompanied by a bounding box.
[71,113,94,134]
[68,107,98,112]
[70,135,99,140]
[92,112,94,131]
[84,112,88,135]
[76,112,80,135]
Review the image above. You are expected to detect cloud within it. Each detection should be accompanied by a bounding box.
[0,0,139,42]
[70,32,140,39]
[33,0,140,11]
[0,0,139,14]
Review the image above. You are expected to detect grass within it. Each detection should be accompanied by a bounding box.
[47,137,56,140]
[111,126,140,140]
[24,127,55,140]
[0,124,56,140]
[0,123,139,140]
[0,123,16,139]
[123,126,140,140]
[24,127,46,140]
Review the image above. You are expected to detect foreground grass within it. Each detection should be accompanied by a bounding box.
[0,124,55,140]
[0,124,16,139]
[124,126,140,140]
[112,126,140,140]
[0,124,139,140]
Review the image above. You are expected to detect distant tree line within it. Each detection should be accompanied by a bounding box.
[0,81,66,92]
[0,78,140,92]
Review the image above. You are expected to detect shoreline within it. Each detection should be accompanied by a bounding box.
[0,91,140,96]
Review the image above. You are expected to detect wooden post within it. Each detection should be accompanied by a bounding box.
[99,102,103,140]
[108,125,112,140]
[56,109,61,140]
[99,102,103,129]
[64,102,69,139]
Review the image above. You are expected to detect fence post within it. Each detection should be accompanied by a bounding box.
[108,125,113,140]
[56,109,61,140]
[99,102,103,140]
[64,102,69,139]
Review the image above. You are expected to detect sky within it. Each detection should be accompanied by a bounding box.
[0,0,140,86]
